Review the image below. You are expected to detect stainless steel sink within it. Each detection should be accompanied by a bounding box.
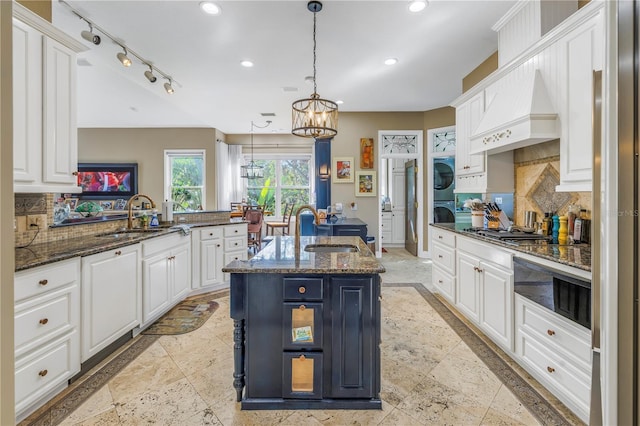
[304,244,359,253]
[97,229,164,238]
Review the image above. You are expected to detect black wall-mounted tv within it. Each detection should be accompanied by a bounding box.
[77,163,138,200]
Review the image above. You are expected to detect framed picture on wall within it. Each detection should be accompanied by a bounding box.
[360,138,374,169]
[355,171,376,197]
[332,157,354,183]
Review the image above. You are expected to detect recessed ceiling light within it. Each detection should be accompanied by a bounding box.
[241,60,254,68]
[200,2,221,15]
[304,76,314,84]
[408,1,427,13]
[384,58,398,66]
[336,100,344,105]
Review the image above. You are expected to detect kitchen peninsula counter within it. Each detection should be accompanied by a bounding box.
[431,223,591,272]
[224,236,384,410]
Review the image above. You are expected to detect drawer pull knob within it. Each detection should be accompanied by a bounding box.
[438,280,443,284]
[234,230,238,233]
[547,366,555,373]
[209,233,213,236]
[115,250,122,256]
[298,286,306,294]
[299,354,306,361]
[438,255,443,259]
[39,279,48,286]
[38,369,48,377]
[547,329,556,336]
[438,236,443,239]
[299,305,306,310]
[39,318,49,325]
[217,244,221,247]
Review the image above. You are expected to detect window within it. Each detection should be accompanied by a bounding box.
[164,150,205,211]
[244,156,311,216]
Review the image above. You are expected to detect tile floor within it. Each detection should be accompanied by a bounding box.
[23,248,579,425]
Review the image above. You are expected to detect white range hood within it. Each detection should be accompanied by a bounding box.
[469,69,559,155]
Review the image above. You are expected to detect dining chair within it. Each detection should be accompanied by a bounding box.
[245,209,264,253]
[265,203,295,236]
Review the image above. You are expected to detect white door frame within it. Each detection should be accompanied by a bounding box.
[377,130,424,258]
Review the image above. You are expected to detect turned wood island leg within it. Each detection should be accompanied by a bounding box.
[233,319,245,401]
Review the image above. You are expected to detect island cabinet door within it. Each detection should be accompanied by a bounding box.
[329,276,378,398]
[283,302,323,350]
[282,352,323,399]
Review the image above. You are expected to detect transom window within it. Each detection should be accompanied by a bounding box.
[244,156,311,217]
[164,149,205,211]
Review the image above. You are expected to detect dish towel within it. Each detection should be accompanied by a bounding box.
[171,224,191,236]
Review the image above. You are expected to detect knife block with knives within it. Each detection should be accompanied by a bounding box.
[485,203,510,230]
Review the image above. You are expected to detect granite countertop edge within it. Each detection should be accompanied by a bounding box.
[430,223,591,272]
[15,220,245,272]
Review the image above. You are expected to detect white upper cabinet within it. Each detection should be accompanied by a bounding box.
[455,92,485,177]
[12,4,86,193]
[556,7,603,192]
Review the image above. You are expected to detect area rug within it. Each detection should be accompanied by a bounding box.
[142,293,219,335]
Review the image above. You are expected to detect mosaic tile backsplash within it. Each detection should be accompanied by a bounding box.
[515,156,591,227]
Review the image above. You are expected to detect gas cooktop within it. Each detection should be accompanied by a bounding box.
[463,228,551,241]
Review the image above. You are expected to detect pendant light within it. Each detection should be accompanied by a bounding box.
[241,121,271,179]
[291,1,338,138]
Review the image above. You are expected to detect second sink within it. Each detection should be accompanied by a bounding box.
[304,244,359,253]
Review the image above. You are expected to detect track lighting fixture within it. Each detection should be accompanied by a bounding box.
[144,65,157,83]
[60,0,178,95]
[164,79,175,94]
[80,23,100,45]
[117,47,132,67]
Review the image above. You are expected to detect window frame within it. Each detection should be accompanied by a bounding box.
[164,149,206,211]
[243,154,314,217]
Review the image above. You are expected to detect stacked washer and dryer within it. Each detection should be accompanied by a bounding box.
[433,157,455,223]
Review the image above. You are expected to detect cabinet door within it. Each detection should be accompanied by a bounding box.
[81,245,140,361]
[456,251,480,323]
[12,19,41,184]
[558,11,602,191]
[391,211,405,244]
[467,92,486,174]
[142,253,170,325]
[480,261,513,351]
[391,172,405,209]
[42,37,78,186]
[455,93,485,176]
[200,238,223,287]
[171,243,191,302]
[329,276,377,398]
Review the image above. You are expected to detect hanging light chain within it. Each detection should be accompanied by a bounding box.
[312,9,317,95]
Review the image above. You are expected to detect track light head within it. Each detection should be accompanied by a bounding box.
[117,48,132,67]
[144,65,157,83]
[80,24,100,45]
[164,79,175,94]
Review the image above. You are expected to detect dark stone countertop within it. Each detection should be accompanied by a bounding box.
[15,220,244,272]
[431,223,591,272]
[222,236,385,275]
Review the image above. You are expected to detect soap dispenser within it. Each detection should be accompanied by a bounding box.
[149,209,159,227]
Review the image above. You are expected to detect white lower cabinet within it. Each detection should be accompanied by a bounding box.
[81,244,141,362]
[456,236,513,352]
[141,233,191,327]
[430,227,456,303]
[192,224,247,289]
[14,258,81,420]
[380,212,392,247]
[515,294,591,422]
[223,224,248,282]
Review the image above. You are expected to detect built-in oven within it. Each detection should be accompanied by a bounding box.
[513,257,591,329]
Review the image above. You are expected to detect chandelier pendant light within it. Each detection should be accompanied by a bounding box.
[292,1,338,138]
[241,121,271,179]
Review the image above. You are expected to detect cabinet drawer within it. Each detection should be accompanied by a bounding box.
[282,352,323,399]
[283,277,323,301]
[432,266,455,303]
[431,227,455,248]
[515,295,591,370]
[225,236,246,251]
[141,233,188,258]
[15,287,77,357]
[15,258,80,302]
[200,227,223,241]
[283,302,323,350]
[15,331,79,413]
[432,242,455,274]
[224,250,247,264]
[517,331,590,414]
[224,224,247,237]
